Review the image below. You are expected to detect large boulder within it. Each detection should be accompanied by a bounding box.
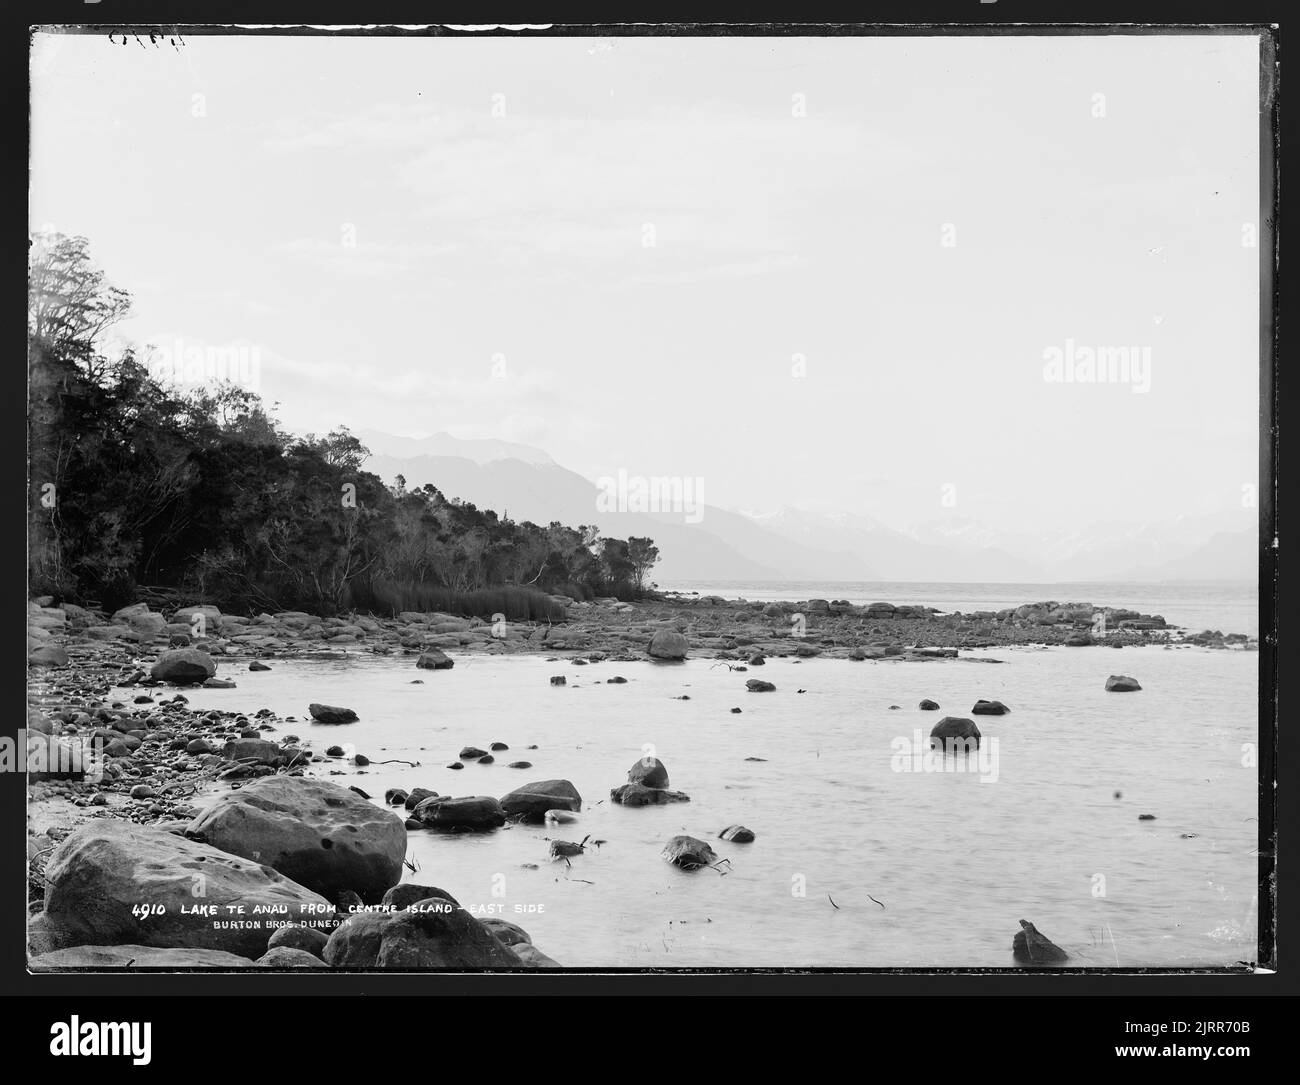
[648,630,689,661]
[42,821,329,959]
[1105,675,1142,692]
[375,899,524,968]
[187,776,407,904]
[1012,919,1069,963]
[381,883,459,911]
[267,924,329,957]
[322,912,390,967]
[416,649,454,670]
[150,648,217,684]
[929,716,981,750]
[413,795,505,831]
[661,835,718,870]
[30,945,256,970]
[308,703,359,724]
[627,757,669,789]
[500,780,582,822]
[324,898,522,969]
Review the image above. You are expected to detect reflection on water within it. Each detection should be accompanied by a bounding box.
[177,645,1258,968]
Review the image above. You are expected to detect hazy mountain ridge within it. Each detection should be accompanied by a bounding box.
[360,432,1256,583]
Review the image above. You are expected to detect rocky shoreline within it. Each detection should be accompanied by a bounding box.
[25,592,1256,971]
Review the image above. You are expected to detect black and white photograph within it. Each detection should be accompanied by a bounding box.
[24,23,1274,985]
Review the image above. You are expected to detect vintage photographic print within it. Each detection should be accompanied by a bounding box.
[25,25,1272,975]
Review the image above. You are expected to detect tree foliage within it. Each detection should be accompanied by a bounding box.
[27,233,659,615]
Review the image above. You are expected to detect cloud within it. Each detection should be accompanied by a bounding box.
[262,102,917,283]
[268,236,461,279]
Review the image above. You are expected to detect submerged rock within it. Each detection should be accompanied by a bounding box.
[308,703,359,724]
[719,824,756,843]
[1105,675,1142,692]
[610,782,691,806]
[150,648,217,685]
[971,699,1010,715]
[500,779,582,822]
[1011,919,1069,963]
[746,679,776,693]
[929,716,981,750]
[662,835,718,870]
[918,699,940,711]
[415,795,505,831]
[416,649,454,670]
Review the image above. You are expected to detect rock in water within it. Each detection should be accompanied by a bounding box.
[719,825,756,843]
[929,716,981,750]
[308,703,359,724]
[1105,675,1142,692]
[918,699,941,711]
[414,795,505,831]
[610,782,691,806]
[404,787,438,810]
[746,679,776,693]
[416,649,454,670]
[662,835,718,870]
[1012,919,1069,963]
[42,821,329,959]
[627,756,670,789]
[149,648,217,684]
[500,780,582,822]
[971,699,1010,715]
[186,776,407,904]
[648,630,689,661]
[550,676,566,686]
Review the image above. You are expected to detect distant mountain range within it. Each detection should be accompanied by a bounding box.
[356,431,1257,584]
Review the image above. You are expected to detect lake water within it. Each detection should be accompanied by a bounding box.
[173,641,1260,969]
[657,580,1262,639]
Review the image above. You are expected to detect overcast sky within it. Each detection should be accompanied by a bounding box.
[30,31,1262,534]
